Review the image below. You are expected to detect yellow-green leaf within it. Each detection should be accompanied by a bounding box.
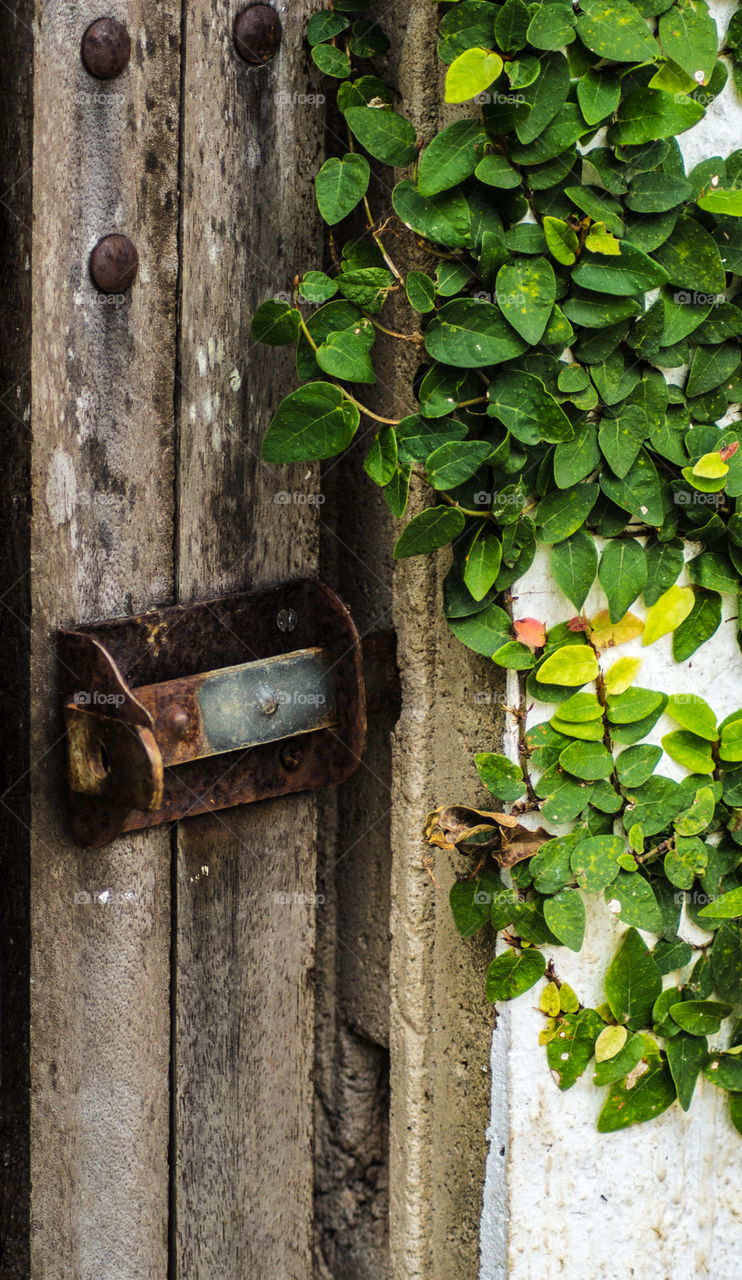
[692,451,729,479]
[445,47,503,102]
[642,585,695,645]
[595,1024,628,1063]
[604,656,642,694]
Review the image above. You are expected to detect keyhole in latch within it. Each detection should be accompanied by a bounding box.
[88,738,110,780]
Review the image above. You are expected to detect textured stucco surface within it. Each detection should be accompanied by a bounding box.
[481,13,742,1274]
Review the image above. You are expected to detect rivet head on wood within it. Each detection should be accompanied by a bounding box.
[81,17,132,80]
[89,235,139,294]
[233,5,282,64]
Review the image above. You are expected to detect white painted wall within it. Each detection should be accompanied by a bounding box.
[480,13,742,1274]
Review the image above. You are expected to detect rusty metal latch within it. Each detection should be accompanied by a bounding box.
[58,580,399,848]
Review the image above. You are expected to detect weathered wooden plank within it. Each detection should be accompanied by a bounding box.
[174,3,324,1275]
[0,0,34,1273]
[28,3,180,1276]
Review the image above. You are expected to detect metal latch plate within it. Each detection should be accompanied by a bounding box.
[58,580,378,848]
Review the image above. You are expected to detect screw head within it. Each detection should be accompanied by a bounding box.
[255,682,280,716]
[280,742,303,771]
[81,17,131,80]
[89,234,139,294]
[162,707,192,740]
[276,607,298,633]
[233,5,282,64]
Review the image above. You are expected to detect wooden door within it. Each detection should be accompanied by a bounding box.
[0,3,324,1277]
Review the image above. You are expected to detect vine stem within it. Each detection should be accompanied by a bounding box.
[369,317,424,342]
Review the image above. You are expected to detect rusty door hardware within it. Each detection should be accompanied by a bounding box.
[89,235,139,294]
[233,5,282,63]
[59,580,399,848]
[80,18,131,79]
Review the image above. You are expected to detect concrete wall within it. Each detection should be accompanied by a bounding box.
[481,15,742,1270]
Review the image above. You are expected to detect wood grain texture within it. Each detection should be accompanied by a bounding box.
[28,3,180,1276]
[0,0,33,1273]
[173,3,324,1275]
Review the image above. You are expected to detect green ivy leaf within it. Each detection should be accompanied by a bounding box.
[625,774,682,834]
[311,42,351,78]
[662,730,715,773]
[250,299,301,346]
[345,106,418,167]
[364,425,398,487]
[496,257,556,345]
[604,873,664,932]
[405,271,436,313]
[572,244,669,296]
[597,1062,677,1131]
[543,889,586,950]
[316,329,376,383]
[475,752,527,803]
[536,484,600,544]
[553,423,600,487]
[598,538,648,623]
[659,0,718,84]
[393,506,465,558]
[577,67,621,125]
[609,88,704,145]
[392,180,472,248]
[550,529,603,609]
[307,10,351,45]
[488,371,573,444]
[547,1009,604,1090]
[653,214,726,293]
[543,216,580,266]
[704,1052,742,1090]
[426,440,492,490]
[670,999,732,1035]
[418,119,488,196]
[559,740,614,781]
[576,0,659,60]
[616,745,664,787]
[450,870,500,937]
[605,927,663,1027]
[515,51,570,144]
[699,885,742,920]
[571,835,624,892]
[261,383,359,463]
[447,601,512,657]
[665,692,718,740]
[644,538,685,606]
[665,1034,707,1110]
[486,947,546,1001]
[711,920,742,1002]
[464,528,503,599]
[425,299,527,368]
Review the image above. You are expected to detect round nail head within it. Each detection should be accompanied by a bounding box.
[233,5,282,64]
[81,17,132,80]
[89,235,139,294]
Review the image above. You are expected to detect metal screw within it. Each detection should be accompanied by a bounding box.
[255,682,280,716]
[162,707,192,740]
[280,742,303,771]
[233,5,282,63]
[81,17,131,79]
[276,607,298,633]
[89,235,139,294]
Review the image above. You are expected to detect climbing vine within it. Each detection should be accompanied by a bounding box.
[252,0,742,1133]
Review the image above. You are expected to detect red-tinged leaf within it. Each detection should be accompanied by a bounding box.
[720,442,739,462]
[514,617,547,649]
[568,615,590,632]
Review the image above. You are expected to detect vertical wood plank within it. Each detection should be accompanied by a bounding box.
[28,4,180,1276]
[174,3,324,1275]
[0,0,33,1273]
